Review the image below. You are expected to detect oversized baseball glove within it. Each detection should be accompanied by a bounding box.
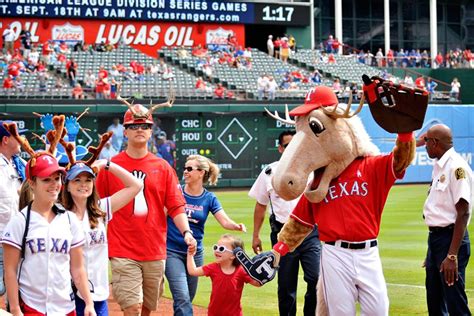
[362,74,429,133]
[233,248,278,285]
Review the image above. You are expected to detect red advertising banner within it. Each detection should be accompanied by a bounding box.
[0,18,245,57]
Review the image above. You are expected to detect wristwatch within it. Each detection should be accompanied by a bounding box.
[182,229,193,237]
[447,254,457,261]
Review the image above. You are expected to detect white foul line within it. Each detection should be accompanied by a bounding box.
[387,283,473,292]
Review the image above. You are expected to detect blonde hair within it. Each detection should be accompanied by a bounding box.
[220,234,244,266]
[186,155,220,185]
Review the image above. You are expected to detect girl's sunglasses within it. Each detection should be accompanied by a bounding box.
[213,244,234,253]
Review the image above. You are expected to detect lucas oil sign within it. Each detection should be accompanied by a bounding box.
[0,18,245,56]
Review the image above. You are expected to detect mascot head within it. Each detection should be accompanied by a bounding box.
[267,86,379,203]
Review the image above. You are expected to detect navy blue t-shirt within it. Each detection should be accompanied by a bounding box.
[167,187,223,254]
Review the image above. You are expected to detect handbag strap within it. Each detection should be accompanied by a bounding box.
[20,202,32,259]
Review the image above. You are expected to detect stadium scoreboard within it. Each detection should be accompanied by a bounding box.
[175,114,295,181]
[3,0,310,25]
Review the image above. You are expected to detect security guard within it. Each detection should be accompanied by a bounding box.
[249,130,321,316]
[422,124,472,315]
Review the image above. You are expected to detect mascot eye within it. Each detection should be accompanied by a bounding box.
[308,117,326,136]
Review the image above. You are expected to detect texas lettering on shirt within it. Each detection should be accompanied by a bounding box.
[26,238,70,254]
[323,178,369,203]
[185,204,204,224]
[88,230,106,246]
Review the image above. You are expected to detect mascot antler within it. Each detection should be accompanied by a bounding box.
[60,131,113,174]
[3,115,66,170]
[84,131,113,173]
[321,93,365,119]
[59,138,76,168]
[264,104,296,126]
[117,84,174,120]
[146,85,175,117]
[3,123,35,157]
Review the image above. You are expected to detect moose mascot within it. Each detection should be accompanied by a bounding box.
[236,75,429,315]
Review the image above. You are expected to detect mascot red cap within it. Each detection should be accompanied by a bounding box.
[290,86,339,116]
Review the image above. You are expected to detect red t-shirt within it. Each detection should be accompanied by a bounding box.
[203,263,253,316]
[72,86,83,97]
[42,42,51,55]
[291,153,403,242]
[3,77,14,88]
[8,63,20,77]
[96,152,185,261]
[214,87,225,98]
[95,80,105,93]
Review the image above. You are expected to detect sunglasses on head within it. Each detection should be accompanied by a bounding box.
[126,123,152,130]
[184,166,201,172]
[213,244,234,253]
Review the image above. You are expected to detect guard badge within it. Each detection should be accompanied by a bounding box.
[455,167,466,180]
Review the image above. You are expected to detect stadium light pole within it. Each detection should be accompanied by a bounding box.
[384,0,390,55]
[430,0,438,67]
[335,0,342,54]
[310,0,315,49]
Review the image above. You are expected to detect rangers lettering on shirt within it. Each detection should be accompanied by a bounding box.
[26,238,70,254]
[323,180,368,203]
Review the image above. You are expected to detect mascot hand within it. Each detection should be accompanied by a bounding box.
[234,247,278,285]
[65,115,81,141]
[40,113,54,132]
[362,74,428,133]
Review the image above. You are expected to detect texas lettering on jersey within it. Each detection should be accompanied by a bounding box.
[323,180,369,203]
[26,238,70,254]
[88,230,106,246]
[185,204,204,224]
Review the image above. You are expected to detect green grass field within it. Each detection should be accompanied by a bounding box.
[163,184,474,315]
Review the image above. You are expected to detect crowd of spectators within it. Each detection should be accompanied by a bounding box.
[353,47,473,69]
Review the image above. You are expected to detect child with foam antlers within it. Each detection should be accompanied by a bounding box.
[59,131,142,315]
[1,116,96,316]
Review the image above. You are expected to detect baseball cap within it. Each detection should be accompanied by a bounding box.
[289,86,338,117]
[66,162,95,181]
[0,120,28,139]
[26,153,66,180]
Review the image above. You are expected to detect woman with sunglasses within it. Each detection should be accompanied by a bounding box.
[61,159,142,316]
[166,154,246,316]
[2,153,96,316]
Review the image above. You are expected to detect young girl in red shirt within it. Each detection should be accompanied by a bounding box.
[187,234,260,316]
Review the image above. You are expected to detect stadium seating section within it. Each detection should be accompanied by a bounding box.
[0,45,392,100]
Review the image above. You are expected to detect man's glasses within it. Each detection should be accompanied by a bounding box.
[213,244,234,253]
[282,143,290,149]
[184,166,201,172]
[126,124,152,130]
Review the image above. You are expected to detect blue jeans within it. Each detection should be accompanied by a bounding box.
[426,229,471,316]
[165,249,204,316]
[271,224,321,316]
[0,246,5,296]
[75,295,108,316]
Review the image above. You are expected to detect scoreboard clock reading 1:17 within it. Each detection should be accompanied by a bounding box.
[254,3,310,26]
